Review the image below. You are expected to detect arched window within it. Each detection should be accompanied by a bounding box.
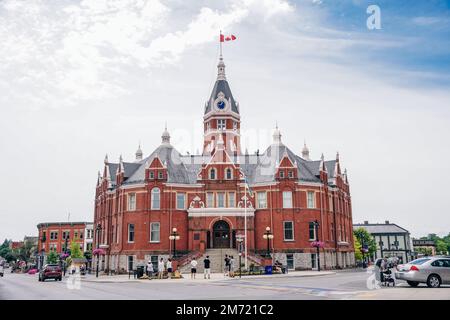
[209,168,216,180]
[225,168,233,180]
[151,187,160,210]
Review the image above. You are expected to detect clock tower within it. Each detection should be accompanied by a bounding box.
[203,54,241,156]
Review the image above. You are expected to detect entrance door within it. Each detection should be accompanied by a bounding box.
[213,220,230,248]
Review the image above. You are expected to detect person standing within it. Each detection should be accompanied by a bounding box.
[167,258,173,279]
[190,258,198,279]
[203,256,211,279]
[158,258,165,279]
[147,260,154,277]
[224,254,230,277]
[229,256,235,278]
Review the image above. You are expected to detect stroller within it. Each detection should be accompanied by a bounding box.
[381,267,396,286]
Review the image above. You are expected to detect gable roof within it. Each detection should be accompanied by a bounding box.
[353,223,410,234]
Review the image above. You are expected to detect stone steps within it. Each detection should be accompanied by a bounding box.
[179,248,240,274]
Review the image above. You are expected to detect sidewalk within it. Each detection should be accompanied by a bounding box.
[81,270,335,283]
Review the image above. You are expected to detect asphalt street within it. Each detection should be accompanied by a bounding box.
[0,269,449,300]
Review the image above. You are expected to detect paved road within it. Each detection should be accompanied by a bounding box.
[1,270,449,300]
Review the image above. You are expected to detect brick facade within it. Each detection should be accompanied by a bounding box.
[37,222,93,254]
[93,54,355,272]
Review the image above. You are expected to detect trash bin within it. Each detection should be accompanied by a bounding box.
[264,265,273,275]
[136,266,144,278]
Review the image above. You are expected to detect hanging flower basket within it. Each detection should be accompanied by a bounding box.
[311,241,325,248]
[93,248,106,256]
[60,253,69,259]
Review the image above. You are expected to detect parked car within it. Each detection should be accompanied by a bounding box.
[395,256,450,288]
[38,264,62,282]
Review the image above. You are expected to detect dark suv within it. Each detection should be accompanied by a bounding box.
[38,264,62,282]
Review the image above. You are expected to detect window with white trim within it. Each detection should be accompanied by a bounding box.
[207,192,214,208]
[288,171,294,178]
[309,222,316,240]
[128,193,137,211]
[151,188,160,210]
[284,221,294,241]
[282,191,293,208]
[50,231,58,240]
[279,171,285,178]
[149,171,154,179]
[158,171,163,179]
[307,191,315,209]
[209,168,216,180]
[128,224,135,243]
[225,168,233,180]
[217,192,225,208]
[228,192,235,207]
[150,222,160,242]
[257,191,267,209]
[217,119,226,130]
[176,193,186,210]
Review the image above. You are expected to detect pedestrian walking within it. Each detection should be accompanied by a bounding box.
[158,258,165,279]
[167,258,173,279]
[147,260,154,277]
[224,254,230,277]
[203,256,211,279]
[190,258,198,279]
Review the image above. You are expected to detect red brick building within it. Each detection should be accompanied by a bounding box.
[94,53,355,272]
[37,222,93,254]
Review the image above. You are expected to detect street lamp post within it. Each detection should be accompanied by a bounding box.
[96,224,102,278]
[313,220,321,272]
[169,228,180,258]
[236,235,244,278]
[63,234,69,276]
[262,227,274,258]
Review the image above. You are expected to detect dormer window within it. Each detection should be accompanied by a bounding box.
[279,171,285,178]
[225,168,233,180]
[288,171,293,178]
[149,171,154,179]
[209,168,216,180]
[217,119,226,130]
[158,171,163,179]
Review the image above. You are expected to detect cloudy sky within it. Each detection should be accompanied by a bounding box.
[1,0,449,241]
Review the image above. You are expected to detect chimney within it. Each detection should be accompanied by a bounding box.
[385,220,390,224]
[364,221,369,225]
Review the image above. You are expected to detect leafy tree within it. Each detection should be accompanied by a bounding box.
[353,235,362,261]
[416,247,432,256]
[70,240,83,259]
[46,250,59,264]
[436,240,448,255]
[13,240,36,264]
[353,228,377,256]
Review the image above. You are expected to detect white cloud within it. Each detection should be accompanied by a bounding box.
[0,0,293,108]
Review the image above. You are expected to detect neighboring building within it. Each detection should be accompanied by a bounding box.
[37,222,92,254]
[94,52,355,272]
[353,221,413,263]
[9,241,24,250]
[412,239,436,257]
[84,223,94,252]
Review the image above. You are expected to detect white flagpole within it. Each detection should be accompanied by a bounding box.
[244,179,248,270]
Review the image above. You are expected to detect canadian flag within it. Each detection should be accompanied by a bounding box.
[220,34,237,42]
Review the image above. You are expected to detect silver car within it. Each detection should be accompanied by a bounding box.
[395,256,450,288]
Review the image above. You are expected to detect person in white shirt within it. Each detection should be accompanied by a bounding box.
[146,260,154,277]
[166,258,173,279]
[158,258,165,279]
[190,258,198,279]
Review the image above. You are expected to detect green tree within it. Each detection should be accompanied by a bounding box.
[46,250,59,264]
[70,241,83,259]
[416,247,432,256]
[353,228,377,256]
[353,235,362,261]
[14,240,36,264]
[436,240,448,255]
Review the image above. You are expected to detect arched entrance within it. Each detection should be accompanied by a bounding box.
[212,220,230,248]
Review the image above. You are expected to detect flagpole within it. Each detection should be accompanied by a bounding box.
[219,30,223,57]
[244,179,248,270]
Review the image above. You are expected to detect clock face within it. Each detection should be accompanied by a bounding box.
[217,100,225,110]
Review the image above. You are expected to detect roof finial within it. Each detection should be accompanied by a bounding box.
[104,154,109,164]
[321,153,324,161]
[162,123,171,145]
[302,140,310,161]
[135,142,143,161]
[336,151,340,162]
[217,32,226,81]
[273,123,282,144]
